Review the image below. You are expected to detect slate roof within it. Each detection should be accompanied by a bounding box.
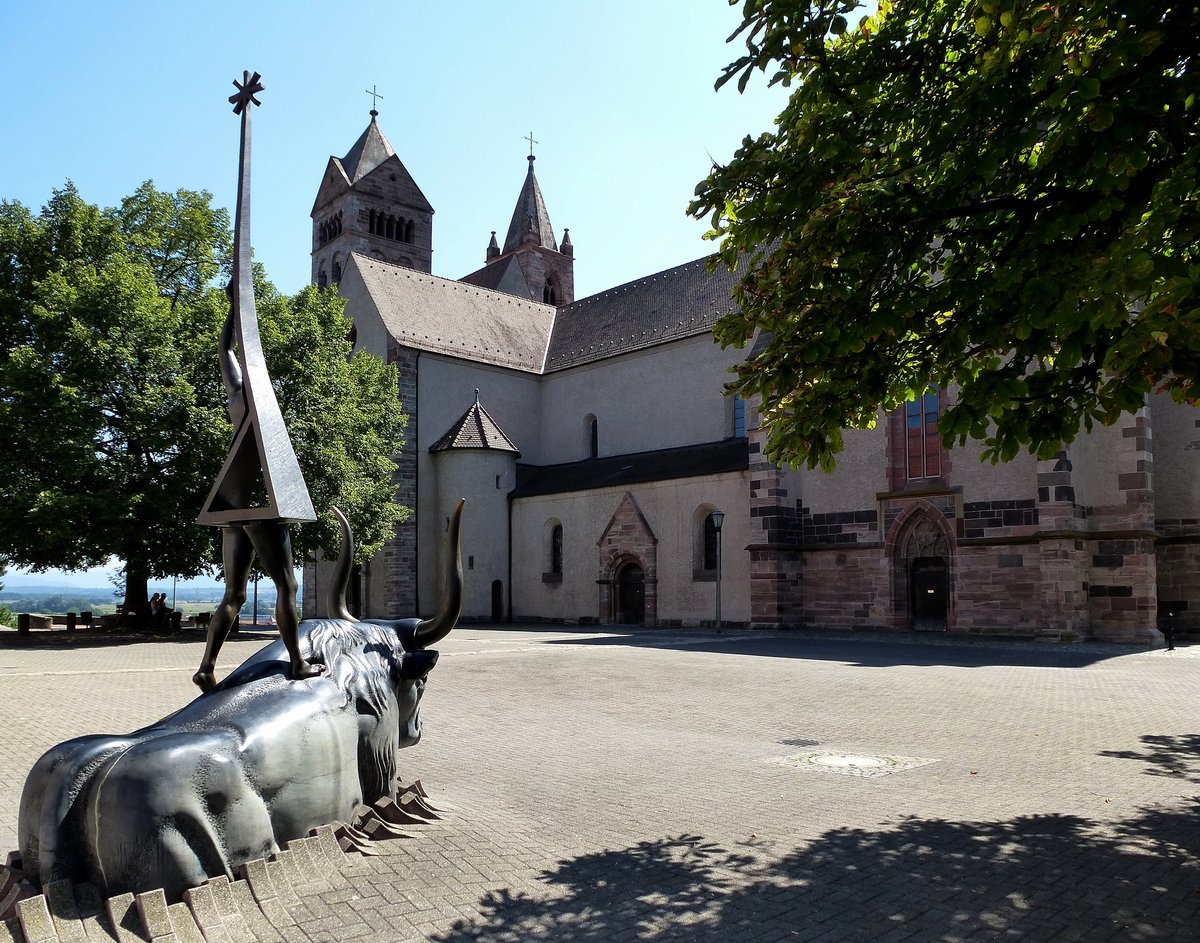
[350,254,556,373]
[543,255,743,372]
[430,395,520,454]
[502,157,558,254]
[340,116,396,184]
[458,254,532,297]
[512,439,749,498]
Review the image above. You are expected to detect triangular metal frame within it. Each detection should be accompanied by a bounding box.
[198,71,316,527]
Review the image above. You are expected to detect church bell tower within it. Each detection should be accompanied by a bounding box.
[311,106,434,286]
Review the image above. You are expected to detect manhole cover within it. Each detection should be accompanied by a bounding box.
[768,751,939,778]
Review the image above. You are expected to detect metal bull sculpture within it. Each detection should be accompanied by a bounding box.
[18,500,464,902]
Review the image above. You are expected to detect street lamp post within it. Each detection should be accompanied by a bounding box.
[712,509,725,629]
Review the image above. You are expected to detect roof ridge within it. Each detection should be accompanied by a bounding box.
[352,252,558,312]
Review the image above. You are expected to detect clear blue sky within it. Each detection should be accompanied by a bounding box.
[2,1,791,586]
[1,0,788,299]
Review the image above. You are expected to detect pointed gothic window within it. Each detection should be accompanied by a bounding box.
[543,278,557,304]
[905,387,942,479]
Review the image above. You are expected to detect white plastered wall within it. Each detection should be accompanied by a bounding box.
[511,472,751,625]
[430,449,517,620]
[416,355,540,611]
[1149,392,1200,520]
[536,335,746,464]
[796,422,887,512]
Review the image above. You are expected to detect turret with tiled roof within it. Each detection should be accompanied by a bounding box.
[429,389,521,455]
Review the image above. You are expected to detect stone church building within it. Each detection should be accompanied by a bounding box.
[303,113,1200,645]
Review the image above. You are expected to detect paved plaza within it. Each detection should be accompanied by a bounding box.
[1,626,1198,941]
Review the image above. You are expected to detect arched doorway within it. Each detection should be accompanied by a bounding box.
[491,580,503,622]
[887,504,954,631]
[616,562,645,625]
[911,557,948,629]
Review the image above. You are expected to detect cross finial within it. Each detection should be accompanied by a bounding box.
[229,70,264,115]
[525,131,538,159]
[366,84,383,116]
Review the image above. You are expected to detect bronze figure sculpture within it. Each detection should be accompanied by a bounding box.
[15,71,465,907]
[19,501,464,901]
[193,71,320,691]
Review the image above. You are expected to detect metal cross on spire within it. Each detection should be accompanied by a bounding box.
[366,84,384,116]
[229,70,264,115]
[525,131,538,158]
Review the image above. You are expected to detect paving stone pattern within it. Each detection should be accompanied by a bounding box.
[1,627,1198,941]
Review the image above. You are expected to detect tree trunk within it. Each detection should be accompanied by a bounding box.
[121,559,151,629]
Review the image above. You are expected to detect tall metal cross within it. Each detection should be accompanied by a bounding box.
[366,85,384,113]
[525,131,538,157]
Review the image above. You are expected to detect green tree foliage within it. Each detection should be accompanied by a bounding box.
[691,1,1200,469]
[0,183,406,613]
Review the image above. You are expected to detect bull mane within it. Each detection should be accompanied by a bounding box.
[303,618,405,717]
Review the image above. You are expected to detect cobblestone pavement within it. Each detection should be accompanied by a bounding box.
[1,626,1198,941]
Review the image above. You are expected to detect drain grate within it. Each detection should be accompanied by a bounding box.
[768,751,940,778]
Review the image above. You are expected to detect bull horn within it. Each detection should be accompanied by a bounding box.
[327,506,355,622]
[412,499,464,649]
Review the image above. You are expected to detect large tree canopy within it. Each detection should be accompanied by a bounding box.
[691,0,1200,469]
[0,183,406,612]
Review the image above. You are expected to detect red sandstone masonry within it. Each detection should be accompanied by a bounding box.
[381,343,419,616]
[744,398,802,625]
[596,492,658,625]
[1155,540,1200,632]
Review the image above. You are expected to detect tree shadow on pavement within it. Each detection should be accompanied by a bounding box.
[432,804,1199,942]
[1099,733,1200,785]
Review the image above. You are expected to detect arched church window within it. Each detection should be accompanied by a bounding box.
[317,264,328,289]
[332,254,342,284]
[551,524,563,575]
[386,216,396,240]
[702,513,719,571]
[586,415,598,459]
[405,219,415,243]
[691,505,721,579]
[543,279,557,304]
